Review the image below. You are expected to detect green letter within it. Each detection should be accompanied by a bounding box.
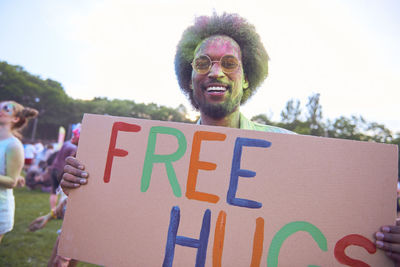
[141,126,187,197]
[267,221,327,267]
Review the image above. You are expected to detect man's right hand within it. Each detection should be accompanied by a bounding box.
[60,156,88,196]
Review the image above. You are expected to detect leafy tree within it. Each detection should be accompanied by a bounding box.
[305,93,325,136]
[278,99,310,133]
[0,62,74,140]
[365,122,393,143]
[326,116,367,141]
[251,114,272,125]
[281,99,301,124]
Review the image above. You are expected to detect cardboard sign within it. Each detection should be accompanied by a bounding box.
[59,113,398,267]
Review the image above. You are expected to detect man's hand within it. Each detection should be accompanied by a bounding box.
[60,156,88,196]
[375,218,400,263]
[28,214,51,232]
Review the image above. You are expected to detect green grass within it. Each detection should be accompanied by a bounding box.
[0,187,99,267]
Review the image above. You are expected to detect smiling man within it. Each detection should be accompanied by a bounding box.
[191,36,244,122]
[174,13,291,132]
[60,12,400,264]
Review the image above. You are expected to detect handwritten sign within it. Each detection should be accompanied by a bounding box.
[59,113,398,266]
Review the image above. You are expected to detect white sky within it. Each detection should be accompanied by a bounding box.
[1,0,399,133]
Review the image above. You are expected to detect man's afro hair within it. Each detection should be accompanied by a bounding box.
[174,12,269,109]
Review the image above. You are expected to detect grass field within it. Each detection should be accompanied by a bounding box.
[0,187,99,267]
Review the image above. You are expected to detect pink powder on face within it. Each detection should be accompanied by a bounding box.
[197,36,241,60]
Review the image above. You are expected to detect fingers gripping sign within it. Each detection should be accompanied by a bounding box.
[375,219,400,263]
[60,156,89,195]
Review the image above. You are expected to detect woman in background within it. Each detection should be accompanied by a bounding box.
[0,100,38,243]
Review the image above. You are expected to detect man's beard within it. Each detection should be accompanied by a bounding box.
[196,97,240,120]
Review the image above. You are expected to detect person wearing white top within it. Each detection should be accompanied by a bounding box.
[0,101,37,243]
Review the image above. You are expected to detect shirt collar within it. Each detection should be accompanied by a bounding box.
[197,112,250,129]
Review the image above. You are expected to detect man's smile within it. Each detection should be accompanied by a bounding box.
[204,82,229,97]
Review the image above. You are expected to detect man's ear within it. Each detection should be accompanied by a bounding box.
[243,77,249,90]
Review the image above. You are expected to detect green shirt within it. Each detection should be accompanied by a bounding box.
[238,113,293,133]
[198,113,294,134]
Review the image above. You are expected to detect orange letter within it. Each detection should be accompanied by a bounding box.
[212,210,227,267]
[250,217,264,267]
[186,131,226,203]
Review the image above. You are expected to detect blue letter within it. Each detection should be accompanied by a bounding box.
[163,206,211,267]
[227,137,271,208]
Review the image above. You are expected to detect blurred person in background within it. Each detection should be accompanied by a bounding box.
[42,143,56,163]
[23,139,36,172]
[33,140,44,165]
[48,125,80,212]
[25,160,53,192]
[0,100,38,244]
[25,144,59,192]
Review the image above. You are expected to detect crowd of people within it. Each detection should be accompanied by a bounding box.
[1,12,400,266]
[24,142,56,192]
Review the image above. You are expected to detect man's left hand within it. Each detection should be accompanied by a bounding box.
[376,218,400,263]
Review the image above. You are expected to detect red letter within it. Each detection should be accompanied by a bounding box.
[186,131,226,203]
[103,122,141,183]
[334,234,376,267]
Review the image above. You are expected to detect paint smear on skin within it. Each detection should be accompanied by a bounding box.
[0,102,15,116]
[195,36,242,60]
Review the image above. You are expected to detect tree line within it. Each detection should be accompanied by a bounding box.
[1,60,399,150]
[0,61,193,140]
[251,93,399,144]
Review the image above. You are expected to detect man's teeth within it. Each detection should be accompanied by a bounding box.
[206,86,226,92]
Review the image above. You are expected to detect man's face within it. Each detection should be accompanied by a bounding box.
[191,35,248,119]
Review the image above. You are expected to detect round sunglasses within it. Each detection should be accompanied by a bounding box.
[192,54,240,74]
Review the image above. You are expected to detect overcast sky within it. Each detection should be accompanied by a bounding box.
[1,0,399,133]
